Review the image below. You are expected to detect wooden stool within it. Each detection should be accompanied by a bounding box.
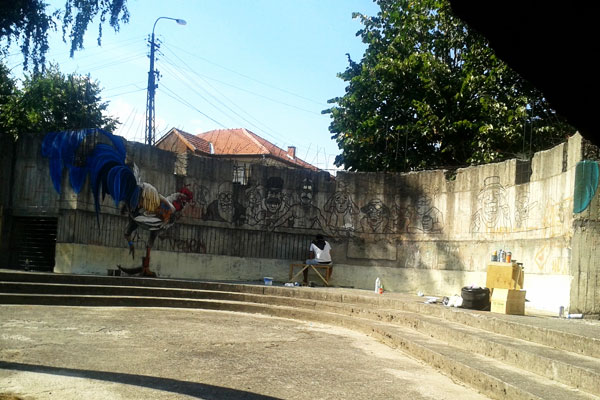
[289,263,332,286]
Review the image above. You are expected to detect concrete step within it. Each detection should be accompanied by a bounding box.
[366,321,599,400]
[0,270,265,292]
[3,292,596,400]
[2,272,599,358]
[2,270,600,399]
[339,305,600,396]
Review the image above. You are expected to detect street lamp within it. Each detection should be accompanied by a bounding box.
[145,17,187,146]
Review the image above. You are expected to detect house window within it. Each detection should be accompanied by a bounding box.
[233,164,248,185]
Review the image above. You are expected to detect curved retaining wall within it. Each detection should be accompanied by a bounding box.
[3,133,599,314]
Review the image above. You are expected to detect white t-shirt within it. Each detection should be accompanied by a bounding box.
[310,241,332,263]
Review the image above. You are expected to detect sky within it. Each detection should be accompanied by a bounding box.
[5,0,381,173]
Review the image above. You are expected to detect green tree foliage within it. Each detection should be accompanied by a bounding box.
[0,63,20,139]
[325,0,574,172]
[1,63,119,140]
[0,0,129,73]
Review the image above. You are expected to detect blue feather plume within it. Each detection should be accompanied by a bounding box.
[42,129,139,225]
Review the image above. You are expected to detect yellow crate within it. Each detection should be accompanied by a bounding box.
[486,262,524,290]
[491,288,526,315]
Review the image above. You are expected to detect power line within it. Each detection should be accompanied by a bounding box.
[160,47,284,136]
[160,84,228,128]
[159,44,320,115]
[157,46,332,164]
[167,42,328,107]
[159,52,294,147]
[103,87,146,98]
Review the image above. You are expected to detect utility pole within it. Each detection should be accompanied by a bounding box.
[145,31,157,146]
[145,17,187,146]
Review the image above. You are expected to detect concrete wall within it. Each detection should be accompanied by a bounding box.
[0,135,15,267]
[569,138,600,314]
[4,133,599,314]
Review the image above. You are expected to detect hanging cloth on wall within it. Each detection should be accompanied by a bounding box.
[573,160,599,213]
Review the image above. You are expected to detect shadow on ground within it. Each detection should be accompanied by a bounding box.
[0,361,280,400]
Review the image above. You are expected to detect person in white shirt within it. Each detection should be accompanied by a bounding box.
[304,234,333,284]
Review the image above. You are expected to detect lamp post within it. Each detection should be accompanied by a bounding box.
[145,17,187,146]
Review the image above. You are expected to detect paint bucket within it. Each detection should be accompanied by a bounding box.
[263,277,273,286]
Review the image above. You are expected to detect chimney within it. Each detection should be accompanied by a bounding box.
[287,146,296,159]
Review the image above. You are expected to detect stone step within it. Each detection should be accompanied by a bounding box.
[2,278,600,397]
[341,305,600,396]
[1,291,597,400]
[365,321,599,400]
[3,270,598,359]
[0,270,264,292]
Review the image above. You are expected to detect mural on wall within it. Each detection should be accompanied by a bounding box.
[174,172,451,240]
[272,178,330,233]
[41,129,194,277]
[243,185,265,226]
[184,183,209,220]
[406,194,444,234]
[514,190,537,230]
[392,195,411,234]
[158,229,206,254]
[259,176,290,228]
[542,197,572,238]
[359,199,393,233]
[471,176,512,233]
[203,182,245,225]
[324,181,359,237]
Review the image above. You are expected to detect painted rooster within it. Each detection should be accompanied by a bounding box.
[42,128,193,277]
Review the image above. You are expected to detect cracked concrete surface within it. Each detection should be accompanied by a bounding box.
[0,305,490,399]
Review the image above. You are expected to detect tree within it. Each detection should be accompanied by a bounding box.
[0,0,129,73]
[0,63,20,139]
[1,63,119,139]
[325,0,574,172]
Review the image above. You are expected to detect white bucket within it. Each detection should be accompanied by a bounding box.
[263,277,273,286]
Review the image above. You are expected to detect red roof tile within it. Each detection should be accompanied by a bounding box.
[162,128,212,154]
[197,128,319,171]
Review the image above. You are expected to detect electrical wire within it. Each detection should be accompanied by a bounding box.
[159,44,319,115]
[159,53,294,148]
[167,42,328,107]
[156,46,329,163]
[159,84,228,128]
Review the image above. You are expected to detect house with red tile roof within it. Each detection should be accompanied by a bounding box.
[157,127,320,172]
[155,128,213,155]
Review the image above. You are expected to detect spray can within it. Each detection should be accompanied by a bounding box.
[506,252,512,263]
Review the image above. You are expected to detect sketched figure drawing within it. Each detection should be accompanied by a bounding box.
[471,176,511,233]
[359,199,393,233]
[324,183,359,236]
[259,177,289,228]
[204,182,245,224]
[514,190,537,229]
[273,178,329,233]
[243,185,265,226]
[185,183,209,220]
[406,195,443,234]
